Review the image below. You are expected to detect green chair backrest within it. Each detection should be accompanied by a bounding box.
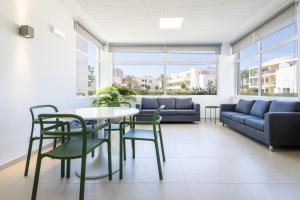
[30,105,58,122]
[38,114,87,138]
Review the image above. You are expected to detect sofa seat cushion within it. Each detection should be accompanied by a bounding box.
[140,109,156,115]
[160,109,178,115]
[222,111,240,119]
[245,118,265,131]
[269,100,299,112]
[141,98,158,109]
[158,98,175,109]
[235,99,255,114]
[175,98,193,109]
[175,109,197,115]
[230,113,257,124]
[250,100,271,118]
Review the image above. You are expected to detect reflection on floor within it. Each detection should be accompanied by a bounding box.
[1,123,300,200]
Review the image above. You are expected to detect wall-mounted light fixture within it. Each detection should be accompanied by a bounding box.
[51,26,66,38]
[19,25,34,38]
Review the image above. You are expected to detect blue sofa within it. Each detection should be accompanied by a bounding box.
[220,99,300,150]
[135,97,200,122]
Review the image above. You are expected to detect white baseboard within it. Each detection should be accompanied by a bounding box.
[0,142,54,171]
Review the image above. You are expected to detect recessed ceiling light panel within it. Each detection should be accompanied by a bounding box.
[159,18,183,29]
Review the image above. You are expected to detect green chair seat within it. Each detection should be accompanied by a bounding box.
[123,129,155,141]
[45,139,105,159]
[108,123,130,130]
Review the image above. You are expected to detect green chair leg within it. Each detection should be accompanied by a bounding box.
[79,155,87,200]
[53,138,57,148]
[119,129,123,180]
[154,139,163,180]
[123,140,127,161]
[24,123,35,176]
[131,140,135,159]
[158,125,166,162]
[24,138,33,176]
[66,159,71,179]
[61,159,65,178]
[31,156,43,200]
[107,141,112,180]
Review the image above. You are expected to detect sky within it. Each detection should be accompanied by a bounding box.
[114,53,217,77]
[239,23,297,70]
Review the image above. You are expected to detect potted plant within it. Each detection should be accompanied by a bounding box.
[93,86,136,107]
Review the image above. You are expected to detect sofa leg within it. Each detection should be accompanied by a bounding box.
[268,146,274,151]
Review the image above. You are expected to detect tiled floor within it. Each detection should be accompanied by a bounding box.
[1,123,300,200]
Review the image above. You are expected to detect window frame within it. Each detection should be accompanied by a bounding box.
[112,52,219,95]
[76,33,101,96]
[235,23,298,98]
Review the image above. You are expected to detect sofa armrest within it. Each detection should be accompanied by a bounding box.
[220,104,236,113]
[136,104,142,110]
[265,112,300,147]
[193,103,200,115]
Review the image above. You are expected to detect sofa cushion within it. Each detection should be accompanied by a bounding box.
[222,111,240,119]
[141,98,158,109]
[235,99,255,114]
[158,98,175,109]
[230,113,257,124]
[245,118,265,131]
[140,109,156,115]
[175,98,193,109]
[250,100,271,118]
[175,109,197,115]
[269,100,299,112]
[160,109,177,115]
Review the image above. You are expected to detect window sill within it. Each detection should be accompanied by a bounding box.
[235,95,298,101]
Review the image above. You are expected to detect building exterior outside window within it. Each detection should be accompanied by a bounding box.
[113,53,218,95]
[236,23,298,97]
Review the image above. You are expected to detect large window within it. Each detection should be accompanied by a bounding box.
[236,23,298,97]
[113,52,217,95]
[76,34,100,96]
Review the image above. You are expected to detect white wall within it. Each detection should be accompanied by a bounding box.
[0,0,93,166]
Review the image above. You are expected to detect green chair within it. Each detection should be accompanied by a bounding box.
[31,114,112,200]
[24,105,63,176]
[119,105,166,180]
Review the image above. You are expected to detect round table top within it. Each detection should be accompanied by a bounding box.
[59,107,140,120]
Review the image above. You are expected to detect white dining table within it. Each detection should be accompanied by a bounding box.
[59,107,139,179]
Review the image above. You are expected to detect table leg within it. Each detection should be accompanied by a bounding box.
[205,108,206,123]
[215,108,217,124]
[75,120,119,179]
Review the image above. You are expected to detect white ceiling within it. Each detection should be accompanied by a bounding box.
[75,0,294,44]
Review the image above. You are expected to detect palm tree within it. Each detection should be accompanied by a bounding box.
[159,74,165,89]
[123,75,138,88]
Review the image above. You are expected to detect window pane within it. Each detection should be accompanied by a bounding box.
[239,43,259,60]
[88,42,98,60]
[113,64,164,95]
[238,56,259,96]
[262,24,297,50]
[88,59,98,95]
[166,53,217,62]
[76,53,88,95]
[76,35,88,54]
[166,64,217,95]
[261,41,298,97]
[76,33,100,96]
[114,52,164,63]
